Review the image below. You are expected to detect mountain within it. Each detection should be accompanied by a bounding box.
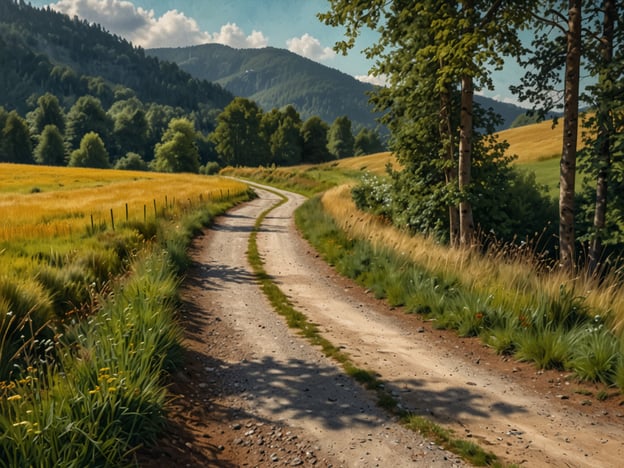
[0,0,232,120]
[149,43,527,132]
[149,44,382,132]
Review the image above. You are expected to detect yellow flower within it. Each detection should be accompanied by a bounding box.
[88,386,100,395]
[99,367,110,373]
[108,387,117,393]
[7,394,22,401]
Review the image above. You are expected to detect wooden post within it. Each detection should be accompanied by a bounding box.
[125,203,129,222]
[110,208,115,231]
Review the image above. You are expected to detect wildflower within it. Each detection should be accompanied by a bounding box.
[108,387,117,393]
[7,394,22,401]
[88,386,100,395]
[475,312,484,320]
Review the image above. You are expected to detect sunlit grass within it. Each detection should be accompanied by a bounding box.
[0,163,248,242]
[495,116,588,164]
[319,184,624,329]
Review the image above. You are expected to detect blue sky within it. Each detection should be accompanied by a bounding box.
[28,0,527,106]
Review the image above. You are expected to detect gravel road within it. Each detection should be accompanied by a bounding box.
[140,182,624,467]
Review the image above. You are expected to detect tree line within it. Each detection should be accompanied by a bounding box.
[0,92,385,173]
[320,0,623,272]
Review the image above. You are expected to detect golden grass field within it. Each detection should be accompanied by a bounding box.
[0,164,249,242]
[330,116,588,176]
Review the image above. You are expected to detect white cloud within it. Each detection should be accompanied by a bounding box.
[47,0,268,49]
[286,33,335,61]
[355,74,388,87]
[209,23,268,49]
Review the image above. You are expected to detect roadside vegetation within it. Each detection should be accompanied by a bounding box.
[226,138,624,394]
[0,163,251,466]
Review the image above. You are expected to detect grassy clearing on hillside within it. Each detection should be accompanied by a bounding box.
[0,164,253,466]
[496,117,587,164]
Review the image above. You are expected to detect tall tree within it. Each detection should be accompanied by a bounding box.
[1,111,32,164]
[210,97,268,167]
[320,0,535,246]
[271,116,303,166]
[65,95,113,151]
[152,118,200,173]
[68,131,110,169]
[108,98,148,159]
[301,116,331,164]
[327,115,355,159]
[581,0,622,272]
[28,93,65,135]
[34,124,66,166]
[353,128,385,156]
[557,1,583,271]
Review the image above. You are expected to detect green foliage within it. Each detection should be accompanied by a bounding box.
[0,1,232,117]
[301,116,332,164]
[28,93,66,135]
[108,98,148,159]
[295,193,624,387]
[327,115,354,159]
[34,125,66,166]
[0,111,32,164]
[211,97,268,166]
[199,161,221,175]
[68,132,111,169]
[152,118,200,173]
[509,112,541,128]
[150,43,383,133]
[568,327,619,384]
[114,152,148,171]
[354,128,385,156]
[65,96,113,152]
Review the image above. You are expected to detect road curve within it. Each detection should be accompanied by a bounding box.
[185,181,624,467]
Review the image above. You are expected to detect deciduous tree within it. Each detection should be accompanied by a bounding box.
[210,97,268,167]
[152,118,200,173]
[327,115,354,159]
[34,124,66,166]
[68,131,110,168]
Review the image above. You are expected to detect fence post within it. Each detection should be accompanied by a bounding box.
[153,199,157,219]
[144,204,147,223]
[110,208,115,231]
[125,203,129,222]
[90,214,94,232]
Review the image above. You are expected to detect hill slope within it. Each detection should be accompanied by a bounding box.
[0,0,232,117]
[149,43,527,131]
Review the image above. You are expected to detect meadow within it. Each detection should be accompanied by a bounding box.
[0,163,251,466]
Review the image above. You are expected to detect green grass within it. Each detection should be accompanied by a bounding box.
[0,187,253,466]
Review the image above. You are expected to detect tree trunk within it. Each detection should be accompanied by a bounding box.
[558,0,582,271]
[439,87,460,246]
[458,73,475,246]
[588,0,615,274]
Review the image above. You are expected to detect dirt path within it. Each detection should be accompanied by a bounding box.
[140,183,624,467]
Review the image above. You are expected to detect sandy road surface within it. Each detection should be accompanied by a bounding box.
[141,182,624,467]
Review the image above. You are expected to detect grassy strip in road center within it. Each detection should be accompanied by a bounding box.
[245,187,506,467]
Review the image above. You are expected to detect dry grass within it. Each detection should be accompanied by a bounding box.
[321,184,624,327]
[323,152,399,175]
[495,116,589,164]
[0,164,249,242]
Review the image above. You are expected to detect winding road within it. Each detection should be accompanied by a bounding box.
[146,182,624,467]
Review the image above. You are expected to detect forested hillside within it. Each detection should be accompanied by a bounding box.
[149,43,527,132]
[149,44,381,133]
[0,0,232,117]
